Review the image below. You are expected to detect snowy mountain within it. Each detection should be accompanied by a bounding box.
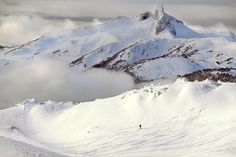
[0,8,236,83]
[0,8,236,157]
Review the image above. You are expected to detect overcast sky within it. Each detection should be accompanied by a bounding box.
[0,0,236,29]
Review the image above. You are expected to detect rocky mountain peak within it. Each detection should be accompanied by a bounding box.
[138,5,165,22]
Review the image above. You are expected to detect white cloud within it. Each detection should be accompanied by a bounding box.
[0,57,134,109]
[0,15,77,46]
[209,23,236,33]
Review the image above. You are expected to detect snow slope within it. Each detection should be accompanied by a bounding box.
[0,136,66,157]
[0,80,236,156]
[0,14,157,64]
[0,8,236,157]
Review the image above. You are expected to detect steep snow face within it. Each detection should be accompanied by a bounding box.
[0,80,236,157]
[155,12,202,38]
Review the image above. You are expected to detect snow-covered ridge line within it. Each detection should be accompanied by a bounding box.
[0,79,236,156]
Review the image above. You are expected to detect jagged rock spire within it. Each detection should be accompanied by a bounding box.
[138,5,165,21]
[152,4,165,21]
[162,4,165,13]
[152,8,159,20]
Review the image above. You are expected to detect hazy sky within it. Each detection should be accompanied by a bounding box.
[0,0,236,29]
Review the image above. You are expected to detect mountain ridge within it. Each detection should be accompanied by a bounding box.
[0,8,236,83]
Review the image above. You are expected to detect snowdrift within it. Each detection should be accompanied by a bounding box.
[0,80,236,156]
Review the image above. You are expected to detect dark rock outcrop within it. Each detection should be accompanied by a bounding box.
[0,45,4,50]
[138,11,152,21]
[180,68,236,83]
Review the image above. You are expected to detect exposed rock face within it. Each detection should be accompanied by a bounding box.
[138,7,185,36]
[181,68,236,83]
[138,11,152,21]
[153,7,183,36]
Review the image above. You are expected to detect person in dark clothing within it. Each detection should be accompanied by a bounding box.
[139,125,142,129]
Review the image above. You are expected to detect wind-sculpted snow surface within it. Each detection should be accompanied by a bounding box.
[0,8,236,157]
[0,80,236,157]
